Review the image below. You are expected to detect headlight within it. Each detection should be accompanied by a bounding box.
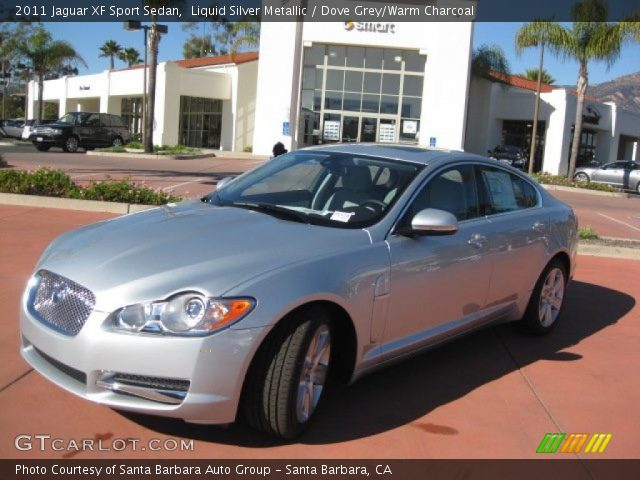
[109,293,255,336]
[51,129,62,135]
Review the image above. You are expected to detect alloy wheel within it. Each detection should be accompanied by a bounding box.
[65,137,79,152]
[574,173,588,183]
[296,324,331,423]
[538,267,565,327]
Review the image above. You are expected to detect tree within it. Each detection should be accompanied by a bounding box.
[182,34,216,59]
[521,68,556,85]
[19,26,86,122]
[471,44,510,77]
[516,0,625,178]
[99,40,122,70]
[0,23,33,119]
[228,21,260,59]
[118,47,142,67]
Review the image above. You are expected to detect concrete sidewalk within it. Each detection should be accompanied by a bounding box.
[0,205,639,461]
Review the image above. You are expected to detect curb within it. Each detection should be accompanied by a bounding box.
[0,192,156,214]
[541,183,637,199]
[577,243,640,260]
[86,151,216,160]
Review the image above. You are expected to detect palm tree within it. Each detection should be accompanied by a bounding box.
[522,68,556,85]
[118,47,142,67]
[19,26,86,122]
[516,0,625,178]
[471,44,510,77]
[99,40,122,70]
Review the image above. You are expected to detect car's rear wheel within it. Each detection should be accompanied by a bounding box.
[636,181,640,195]
[63,136,79,153]
[574,172,589,183]
[35,145,50,152]
[112,136,123,147]
[518,259,567,335]
[243,308,332,438]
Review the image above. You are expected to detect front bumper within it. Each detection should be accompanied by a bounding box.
[20,299,267,424]
[30,134,64,146]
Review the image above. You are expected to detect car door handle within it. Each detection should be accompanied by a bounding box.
[532,221,546,233]
[468,233,487,248]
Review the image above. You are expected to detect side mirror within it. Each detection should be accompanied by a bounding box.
[396,208,459,236]
[216,176,234,189]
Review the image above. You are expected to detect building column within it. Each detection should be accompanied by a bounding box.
[99,70,111,113]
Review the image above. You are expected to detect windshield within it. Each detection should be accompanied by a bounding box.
[58,113,90,125]
[203,151,423,228]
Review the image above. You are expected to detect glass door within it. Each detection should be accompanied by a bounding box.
[360,117,377,142]
[341,116,359,142]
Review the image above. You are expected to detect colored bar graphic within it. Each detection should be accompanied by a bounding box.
[538,433,612,454]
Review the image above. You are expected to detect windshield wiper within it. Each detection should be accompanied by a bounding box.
[230,202,311,224]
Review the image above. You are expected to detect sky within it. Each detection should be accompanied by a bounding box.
[45,21,640,86]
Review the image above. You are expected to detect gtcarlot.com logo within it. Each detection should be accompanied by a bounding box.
[537,433,612,454]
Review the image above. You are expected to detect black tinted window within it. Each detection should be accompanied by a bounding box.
[478,166,538,214]
[85,114,101,126]
[408,165,480,221]
[110,115,124,127]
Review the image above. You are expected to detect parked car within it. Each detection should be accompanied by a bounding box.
[1,118,25,139]
[574,160,640,193]
[488,145,527,170]
[22,119,55,141]
[20,145,577,438]
[30,112,131,152]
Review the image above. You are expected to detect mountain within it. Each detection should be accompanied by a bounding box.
[587,72,640,114]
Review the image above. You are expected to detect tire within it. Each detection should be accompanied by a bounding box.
[63,136,79,153]
[112,136,123,147]
[574,172,589,183]
[35,145,50,152]
[243,308,332,438]
[518,259,568,335]
[636,181,640,195]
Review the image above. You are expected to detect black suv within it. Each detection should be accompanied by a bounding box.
[487,145,527,170]
[30,112,131,152]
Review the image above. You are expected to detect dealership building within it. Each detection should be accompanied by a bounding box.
[28,21,639,173]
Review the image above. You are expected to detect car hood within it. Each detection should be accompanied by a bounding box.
[37,201,371,312]
[35,122,68,129]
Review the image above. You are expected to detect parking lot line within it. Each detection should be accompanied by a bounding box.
[597,213,640,233]
[161,178,206,192]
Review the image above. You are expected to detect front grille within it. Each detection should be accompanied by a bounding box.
[35,347,87,385]
[30,270,96,336]
[112,373,190,392]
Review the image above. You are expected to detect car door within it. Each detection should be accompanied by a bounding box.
[596,162,625,186]
[382,164,494,356]
[475,165,548,310]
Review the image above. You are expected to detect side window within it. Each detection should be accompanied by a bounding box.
[407,165,479,221]
[110,115,123,127]
[478,166,537,214]
[85,114,101,126]
[100,114,111,127]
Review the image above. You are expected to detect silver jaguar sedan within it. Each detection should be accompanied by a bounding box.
[574,160,640,192]
[20,144,577,438]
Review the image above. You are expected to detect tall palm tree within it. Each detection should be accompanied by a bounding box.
[182,34,215,59]
[19,26,86,122]
[516,0,624,178]
[522,68,556,85]
[118,47,142,67]
[99,40,122,70]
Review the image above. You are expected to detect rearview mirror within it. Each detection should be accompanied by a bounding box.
[216,176,234,189]
[396,208,459,236]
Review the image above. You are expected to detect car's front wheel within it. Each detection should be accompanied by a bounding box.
[244,308,332,438]
[35,145,50,152]
[574,172,589,183]
[63,136,79,153]
[518,259,568,335]
[112,136,123,147]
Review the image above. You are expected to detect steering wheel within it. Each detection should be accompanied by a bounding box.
[360,199,387,213]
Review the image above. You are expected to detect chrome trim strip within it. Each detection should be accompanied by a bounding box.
[96,374,186,405]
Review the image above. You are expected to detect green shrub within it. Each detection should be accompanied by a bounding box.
[0,168,180,205]
[243,145,253,153]
[0,168,79,196]
[154,144,201,154]
[578,226,599,240]
[125,140,144,149]
[531,172,619,192]
[0,154,7,168]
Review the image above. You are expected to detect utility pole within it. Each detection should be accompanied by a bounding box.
[528,41,545,175]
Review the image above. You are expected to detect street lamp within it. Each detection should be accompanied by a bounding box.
[124,20,168,150]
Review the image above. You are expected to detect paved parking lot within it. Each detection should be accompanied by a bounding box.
[0,205,639,460]
[2,145,639,239]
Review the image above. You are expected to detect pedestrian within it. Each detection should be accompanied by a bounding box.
[272,142,287,158]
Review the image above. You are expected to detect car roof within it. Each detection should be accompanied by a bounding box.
[299,143,488,166]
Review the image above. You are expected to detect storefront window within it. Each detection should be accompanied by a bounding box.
[300,44,426,145]
[121,97,142,137]
[178,96,222,148]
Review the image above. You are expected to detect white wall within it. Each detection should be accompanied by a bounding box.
[252,21,474,155]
